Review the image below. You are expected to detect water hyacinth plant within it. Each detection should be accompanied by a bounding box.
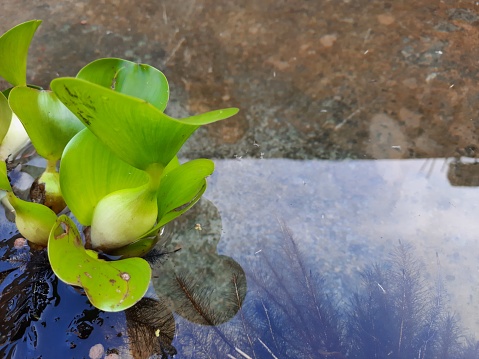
[0,20,238,311]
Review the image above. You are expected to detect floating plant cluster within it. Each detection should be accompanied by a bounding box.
[0,20,238,312]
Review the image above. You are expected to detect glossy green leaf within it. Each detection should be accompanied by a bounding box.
[9,87,84,161]
[2,84,43,98]
[51,77,238,170]
[108,235,159,259]
[48,215,151,312]
[0,161,12,191]
[0,20,42,86]
[141,159,212,239]
[0,92,12,143]
[163,155,180,176]
[77,58,169,111]
[157,159,214,226]
[60,128,148,225]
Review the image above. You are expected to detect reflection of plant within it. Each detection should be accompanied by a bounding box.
[125,297,177,358]
[152,198,247,328]
[172,223,479,359]
[0,20,238,311]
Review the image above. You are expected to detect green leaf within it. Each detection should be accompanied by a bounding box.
[9,87,84,161]
[77,58,169,112]
[140,159,212,239]
[108,235,160,259]
[157,159,214,227]
[0,20,42,86]
[48,215,152,312]
[60,128,148,225]
[0,161,12,191]
[0,92,12,143]
[51,77,238,170]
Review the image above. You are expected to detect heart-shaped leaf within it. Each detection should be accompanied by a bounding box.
[60,128,148,225]
[0,92,12,143]
[48,215,151,312]
[0,20,42,86]
[8,87,84,161]
[77,58,169,111]
[51,77,238,171]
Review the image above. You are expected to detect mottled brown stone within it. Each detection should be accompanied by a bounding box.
[1,0,479,161]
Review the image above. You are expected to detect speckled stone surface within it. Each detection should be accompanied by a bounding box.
[2,0,479,344]
[2,1,479,160]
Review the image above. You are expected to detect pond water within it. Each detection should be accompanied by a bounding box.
[2,1,479,358]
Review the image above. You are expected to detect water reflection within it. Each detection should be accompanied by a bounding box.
[173,224,478,358]
[3,156,479,358]
[152,198,247,327]
[447,159,479,187]
[205,158,479,341]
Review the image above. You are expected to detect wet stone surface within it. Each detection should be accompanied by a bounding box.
[1,1,479,160]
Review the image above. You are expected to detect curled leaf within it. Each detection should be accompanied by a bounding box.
[48,215,151,312]
[51,77,238,170]
[9,87,84,161]
[0,92,12,143]
[90,183,158,251]
[77,58,169,111]
[0,20,42,86]
[0,113,29,161]
[157,159,214,227]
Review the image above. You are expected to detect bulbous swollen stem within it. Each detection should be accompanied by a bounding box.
[31,160,66,214]
[90,180,159,251]
[7,191,57,246]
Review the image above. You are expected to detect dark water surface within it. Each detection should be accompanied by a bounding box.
[1,1,479,358]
